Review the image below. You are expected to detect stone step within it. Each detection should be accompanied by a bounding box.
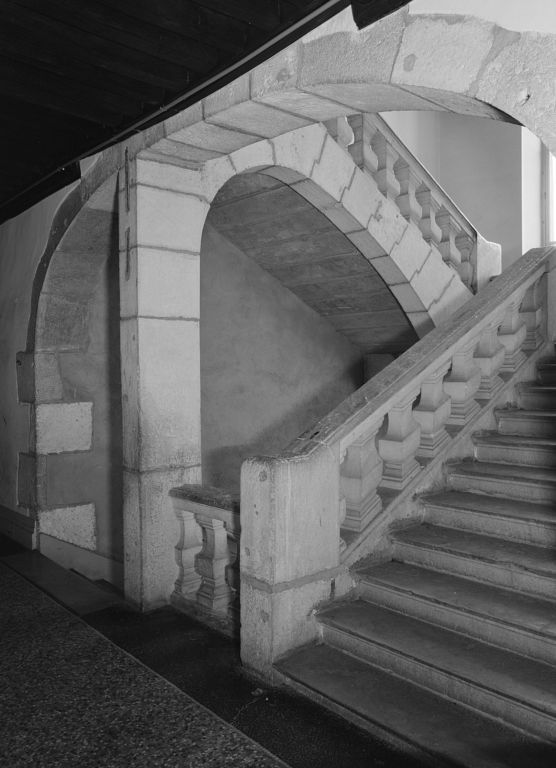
[318,601,556,741]
[357,561,556,666]
[277,644,555,768]
[472,431,556,468]
[537,361,556,386]
[392,524,556,600]
[446,460,556,504]
[421,490,556,546]
[495,409,556,438]
[517,383,556,410]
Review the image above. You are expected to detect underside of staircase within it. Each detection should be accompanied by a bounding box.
[278,352,556,766]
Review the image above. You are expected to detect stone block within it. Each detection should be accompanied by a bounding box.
[135,186,209,253]
[241,448,340,586]
[36,402,93,454]
[410,252,452,308]
[271,123,327,180]
[121,248,200,320]
[300,11,406,90]
[162,102,203,138]
[389,224,431,281]
[407,311,435,337]
[201,156,236,202]
[150,137,222,163]
[121,318,201,471]
[168,121,258,154]
[368,196,408,255]
[392,15,493,94]
[207,99,310,139]
[346,230,386,261]
[367,255,406,285]
[390,283,427,313]
[310,135,357,203]
[35,353,63,403]
[38,503,96,550]
[135,156,204,196]
[227,140,274,175]
[341,170,383,229]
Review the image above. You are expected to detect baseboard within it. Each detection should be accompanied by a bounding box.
[39,533,123,590]
[0,505,37,548]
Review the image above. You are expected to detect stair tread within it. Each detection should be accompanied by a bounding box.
[357,561,556,640]
[319,600,556,716]
[393,524,556,578]
[473,431,556,449]
[421,490,556,525]
[448,460,556,485]
[496,409,556,420]
[278,644,555,768]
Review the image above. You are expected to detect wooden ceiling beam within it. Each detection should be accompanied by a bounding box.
[0,58,128,126]
[4,1,197,89]
[1,19,167,106]
[17,0,222,72]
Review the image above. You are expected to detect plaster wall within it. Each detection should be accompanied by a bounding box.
[200,223,364,491]
[0,184,75,512]
[383,111,529,268]
[521,128,543,254]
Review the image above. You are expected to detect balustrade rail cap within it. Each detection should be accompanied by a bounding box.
[169,484,240,513]
[277,247,555,459]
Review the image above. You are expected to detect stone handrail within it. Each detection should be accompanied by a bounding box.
[326,113,501,292]
[170,485,240,635]
[240,247,554,677]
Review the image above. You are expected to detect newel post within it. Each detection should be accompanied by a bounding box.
[240,447,343,679]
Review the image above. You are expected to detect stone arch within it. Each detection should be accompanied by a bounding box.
[195,123,471,333]
[21,176,123,586]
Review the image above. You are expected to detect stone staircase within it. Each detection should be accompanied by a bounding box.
[278,352,556,765]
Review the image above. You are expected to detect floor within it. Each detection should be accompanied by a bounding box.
[0,534,431,768]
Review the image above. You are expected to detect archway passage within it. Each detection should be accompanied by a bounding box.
[25,196,124,586]
[200,171,418,489]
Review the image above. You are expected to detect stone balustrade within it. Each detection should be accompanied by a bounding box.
[241,247,555,678]
[169,484,240,635]
[327,113,501,292]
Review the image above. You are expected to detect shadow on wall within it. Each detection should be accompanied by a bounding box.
[203,360,363,491]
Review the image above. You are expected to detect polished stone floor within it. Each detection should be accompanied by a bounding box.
[0,535,430,768]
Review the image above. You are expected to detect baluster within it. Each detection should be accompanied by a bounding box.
[498,298,527,373]
[378,391,421,490]
[340,421,383,531]
[474,320,506,399]
[173,508,202,599]
[416,186,442,247]
[371,131,401,201]
[413,364,452,459]
[456,232,474,268]
[395,160,423,226]
[346,114,379,175]
[520,277,545,350]
[195,515,232,616]
[443,342,481,426]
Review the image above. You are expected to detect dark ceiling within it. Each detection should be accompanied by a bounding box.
[0,0,410,223]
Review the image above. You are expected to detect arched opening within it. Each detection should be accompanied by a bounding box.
[200,170,418,490]
[29,186,124,585]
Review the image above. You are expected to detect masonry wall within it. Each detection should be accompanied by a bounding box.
[200,223,364,491]
[0,185,75,515]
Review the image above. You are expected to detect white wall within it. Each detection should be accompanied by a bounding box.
[521,128,543,254]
